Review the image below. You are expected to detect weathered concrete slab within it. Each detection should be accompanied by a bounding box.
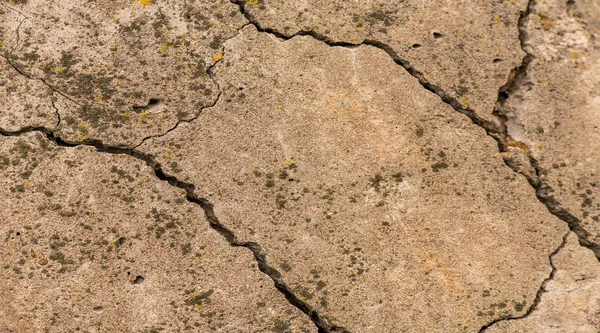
[0,56,57,132]
[0,0,246,146]
[139,26,568,332]
[0,133,316,333]
[487,232,600,332]
[501,0,600,250]
[238,0,527,122]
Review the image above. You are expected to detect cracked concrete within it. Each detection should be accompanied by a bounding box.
[1,0,246,146]
[1,0,600,332]
[486,232,600,332]
[0,132,316,333]
[138,26,567,332]
[498,0,600,258]
[233,0,527,124]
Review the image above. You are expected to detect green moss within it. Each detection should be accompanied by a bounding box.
[185,289,214,306]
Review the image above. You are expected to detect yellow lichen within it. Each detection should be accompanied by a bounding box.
[212,53,223,62]
[493,16,502,24]
[284,158,296,168]
[246,0,259,5]
[139,0,152,5]
[160,42,169,53]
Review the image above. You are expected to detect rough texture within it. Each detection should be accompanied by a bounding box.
[0,0,246,146]
[2,0,600,332]
[238,0,527,122]
[0,56,57,132]
[0,133,316,333]
[500,0,600,252]
[487,232,600,332]
[139,26,567,332]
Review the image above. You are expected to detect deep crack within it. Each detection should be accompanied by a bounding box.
[0,127,344,333]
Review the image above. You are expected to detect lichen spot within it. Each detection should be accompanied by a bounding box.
[213,53,223,62]
[140,0,152,6]
[284,158,296,168]
[246,0,259,5]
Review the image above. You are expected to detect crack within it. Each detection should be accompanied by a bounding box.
[478,231,569,332]
[133,48,224,149]
[1,53,79,105]
[51,98,61,131]
[0,127,344,333]
[492,0,600,260]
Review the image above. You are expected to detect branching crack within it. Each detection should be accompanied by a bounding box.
[133,49,224,149]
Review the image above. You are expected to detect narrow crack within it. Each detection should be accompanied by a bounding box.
[1,53,79,105]
[133,46,225,149]
[478,231,569,332]
[0,128,343,333]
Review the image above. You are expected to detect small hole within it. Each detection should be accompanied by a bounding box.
[133,276,145,284]
[412,44,422,48]
[16,232,20,236]
[117,237,126,245]
[127,271,131,276]
[493,58,502,63]
[148,98,160,106]
[433,32,443,39]
[238,87,244,91]
[288,178,295,182]
[93,306,103,312]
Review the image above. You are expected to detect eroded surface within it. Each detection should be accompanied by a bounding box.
[139,26,567,332]
[500,0,600,254]
[0,133,316,333]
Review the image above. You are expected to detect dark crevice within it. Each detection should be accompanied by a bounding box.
[0,128,340,333]
[478,232,569,332]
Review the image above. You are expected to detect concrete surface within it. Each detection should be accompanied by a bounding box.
[500,0,600,256]
[487,232,600,333]
[138,26,567,332]
[1,0,599,332]
[0,133,316,333]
